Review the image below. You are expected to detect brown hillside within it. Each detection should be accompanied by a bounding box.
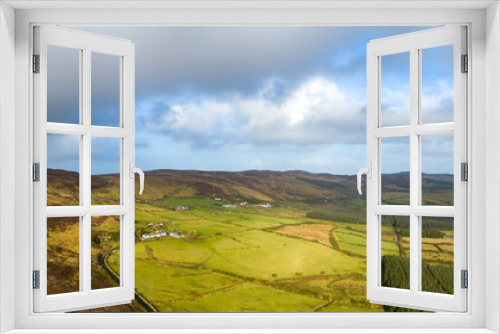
[47,168,453,204]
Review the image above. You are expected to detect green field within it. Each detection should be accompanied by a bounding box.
[107,198,378,312]
[105,194,453,312]
[47,169,454,313]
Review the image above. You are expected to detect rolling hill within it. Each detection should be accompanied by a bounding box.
[48,168,453,206]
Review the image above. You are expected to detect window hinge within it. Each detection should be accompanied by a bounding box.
[33,54,40,73]
[461,270,468,289]
[461,162,468,182]
[461,54,468,73]
[33,270,40,289]
[33,163,40,182]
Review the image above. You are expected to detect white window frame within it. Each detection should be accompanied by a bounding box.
[33,25,136,313]
[366,26,467,312]
[1,2,499,333]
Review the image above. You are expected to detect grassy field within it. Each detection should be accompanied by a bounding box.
[105,199,379,312]
[107,195,452,312]
[46,169,454,313]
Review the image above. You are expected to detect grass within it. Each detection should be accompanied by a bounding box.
[46,169,455,313]
[167,283,324,312]
[133,262,244,311]
[275,223,335,247]
[203,231,364,280]
[110,197,454,312]
[164,219,249,237]
[132,230,365,281]
[136,240,213,264]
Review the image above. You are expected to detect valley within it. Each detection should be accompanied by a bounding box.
[46,168,454,312]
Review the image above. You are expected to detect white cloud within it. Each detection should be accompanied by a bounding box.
[380,80,454,127]
[380,85,410,127]
[139,76,366,148]
[421,80,454,123]
[138,74,455,153]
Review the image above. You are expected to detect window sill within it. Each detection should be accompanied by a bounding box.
[3,329,497,334]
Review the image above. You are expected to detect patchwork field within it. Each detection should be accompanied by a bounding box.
[109,202,376,312]
[46,169,454,313]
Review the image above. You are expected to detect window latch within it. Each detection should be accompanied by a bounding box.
[129,162,145,195]
[357,162,372,195]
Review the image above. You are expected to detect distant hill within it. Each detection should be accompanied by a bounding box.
[47,168,453,206]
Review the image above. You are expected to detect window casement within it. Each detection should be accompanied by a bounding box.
[5,4,493,333]
[33,26,142,312]
[363,26,467,312]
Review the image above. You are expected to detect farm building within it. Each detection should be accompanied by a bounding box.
[141,231,168,239]
[253,203,273,208]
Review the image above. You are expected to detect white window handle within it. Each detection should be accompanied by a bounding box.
[357,162,371,195]
[129,162,145,195]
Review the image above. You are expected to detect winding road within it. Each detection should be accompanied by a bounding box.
[99,231,158,312]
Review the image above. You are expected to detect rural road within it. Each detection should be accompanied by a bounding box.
[99,231,158,312]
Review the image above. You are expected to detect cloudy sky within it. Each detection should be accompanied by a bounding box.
[47,26,454,175]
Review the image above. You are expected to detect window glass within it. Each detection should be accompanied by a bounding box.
[421,134,454,206]
[47,133,80,206]
[421,217,454,294]
[91,52,121,127]
[47,217,80,295]
[380,215,410,290]
[381,52,410,127]
[421,45,454,124]
[92,216,121,290]
[91,137,121,206]
[381,137,410,205]
[47,45,80,124]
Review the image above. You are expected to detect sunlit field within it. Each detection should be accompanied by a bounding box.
[47,169,454,313]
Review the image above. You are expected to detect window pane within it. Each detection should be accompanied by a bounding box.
[421,217,454,294]
[92,52,121,127]
[91,137,121,205]
[47,134,80,206]
[47,45,80,124]
[92,216,121,290]
[381,215,410,290]
[47,217,80,295]
[421,45,454,124]
[421,133,454,206]
[381,52,410,127]
[381,137,410,205]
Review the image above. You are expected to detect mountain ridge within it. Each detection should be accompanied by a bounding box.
[48,168,453,205]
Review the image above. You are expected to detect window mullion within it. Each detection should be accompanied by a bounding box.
[78,48,84,293]
[409,47,420,294]
[82,47,92,294]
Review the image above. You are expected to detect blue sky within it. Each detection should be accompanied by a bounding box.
[47,26,454,175]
